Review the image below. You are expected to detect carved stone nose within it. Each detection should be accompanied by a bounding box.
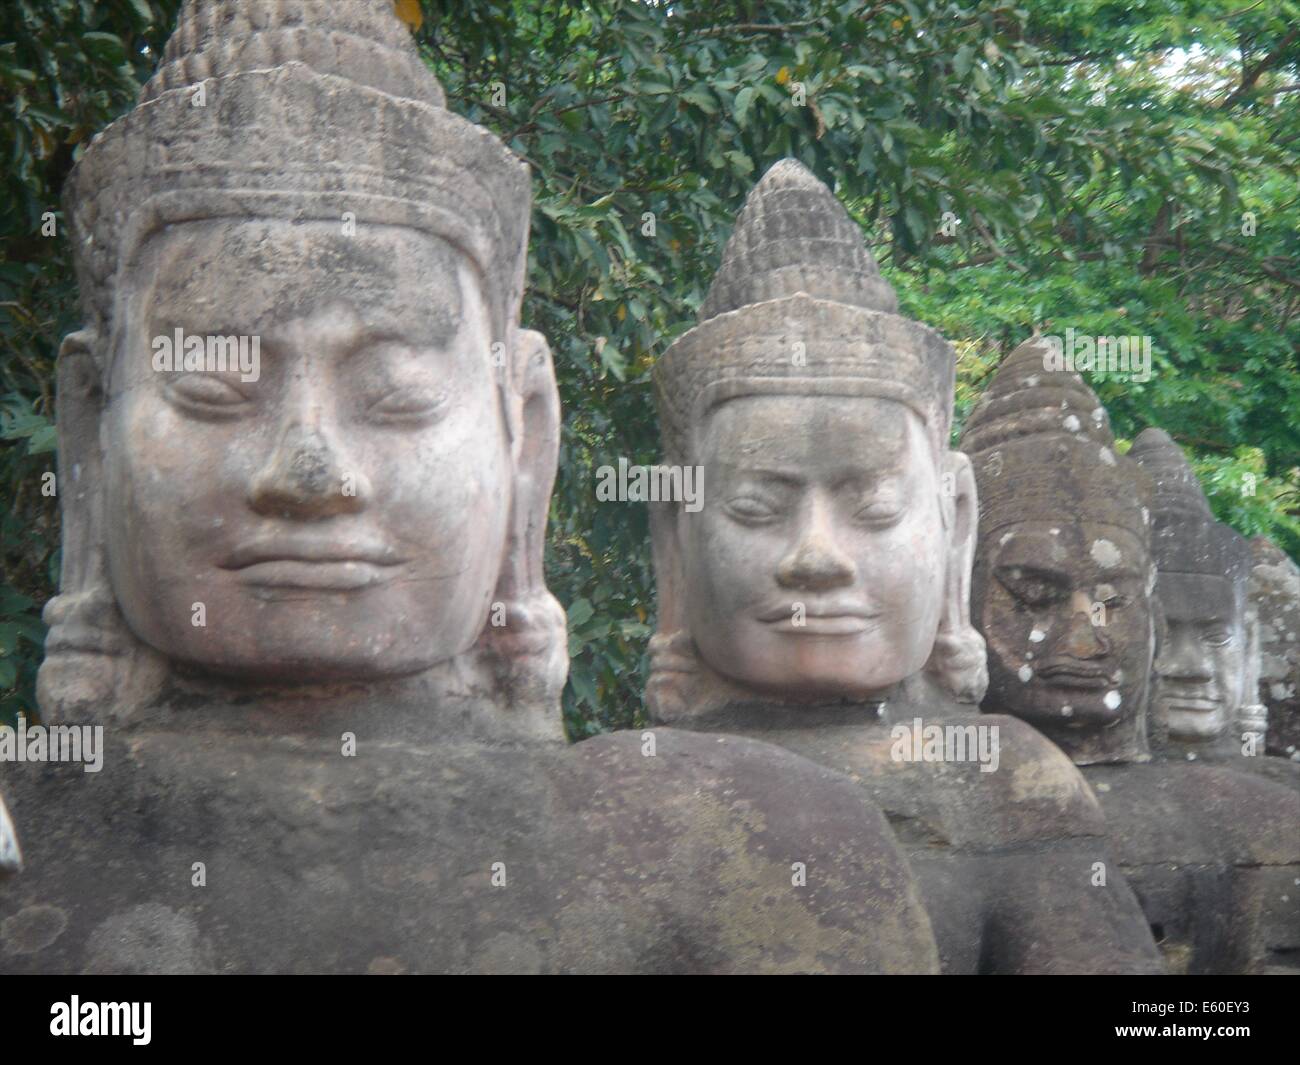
[777,528,856,591]
[1060,609,1109,660]
[1158,632,1214,681]
[248,423,366,518]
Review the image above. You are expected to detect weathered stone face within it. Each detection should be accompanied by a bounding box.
[651,158,986,718]
[681,395,945,700]
[974,518,1155,734]
[1155,573,1246,741]
[1130,428,1256,756]
[1251,537,1300,758]
[38,0,564,718]
[961,339,1156,763]
[104,220,510,680]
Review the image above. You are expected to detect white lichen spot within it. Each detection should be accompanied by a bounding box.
[1091,407,1105,426]
[1064,414,1081,432]
[1099,447,1116,466]
[1091,539,1122,568]
[1103,690,1122,710]
[1029,628,1046,643]
[1018,665,1034,683]
[1062,704,1074,717]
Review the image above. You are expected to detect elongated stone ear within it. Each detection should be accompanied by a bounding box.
[925,450,988,703]
[470,328,567,724]
[1237,607,1268,745]
[36,329,164,722]
[0,790,20,880]
[646,495,693,722]
[38,331,123,719]
[1147,573,1169,755]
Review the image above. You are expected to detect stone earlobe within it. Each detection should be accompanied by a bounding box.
[469,328,567,718]
[925,452,988,704]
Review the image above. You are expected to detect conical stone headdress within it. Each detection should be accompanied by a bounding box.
[1129,428,1250,587]
[961,338,1153,540]
[66,0,530,345]
[654,159,954,459]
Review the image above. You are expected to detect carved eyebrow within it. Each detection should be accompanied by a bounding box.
[1196,613,1233,627]
[354,319,459,351]
[732,467,804,488]
[995,564,1069,584]
[832,470,905,492]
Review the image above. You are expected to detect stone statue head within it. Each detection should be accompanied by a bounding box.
[1130,429,1259,756]
[1250,536,1300,758]
[648,159,986,722]
[961,340,1158,763]
[39,0,565,727]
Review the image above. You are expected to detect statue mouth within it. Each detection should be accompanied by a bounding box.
[1162,689,1221,714]
[220,536,406,590]
[758,602,879,635]
[1036,662,1115,689]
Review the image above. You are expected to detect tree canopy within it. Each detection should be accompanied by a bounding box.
[2,0,1297,733]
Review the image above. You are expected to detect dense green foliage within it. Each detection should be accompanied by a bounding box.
[2,0,1296,734]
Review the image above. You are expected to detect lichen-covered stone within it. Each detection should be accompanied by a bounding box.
[962,344,1300,972]
[1251,536,1300,760]
[0,703,938,974]
[647,162,1162,974]
[3,1,942,975]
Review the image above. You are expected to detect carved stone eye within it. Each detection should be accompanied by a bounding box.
[168,373,251,415]
[724,496,780,524]
[365,387,449,423]
[1201,628,1233,648]
[853,501,904,527]
[998,568,1064,609]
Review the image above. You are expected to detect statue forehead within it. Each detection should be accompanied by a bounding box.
[697,394,919,467]
[133,219,468,333]
[991,522,1149,579]
[1158,571,1240,624]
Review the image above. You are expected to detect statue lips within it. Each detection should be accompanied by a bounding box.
[757,601,880,636]
[219,535,407,591]
[1160,683,1221,715]
[1036,661,1115,690]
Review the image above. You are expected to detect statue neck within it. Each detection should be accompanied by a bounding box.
[1163,728,1243,763]
[648,652,968,737]
[111,656,567,748]
[1027,710,1152,766]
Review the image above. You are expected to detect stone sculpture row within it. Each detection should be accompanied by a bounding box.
[0,0,1295,975]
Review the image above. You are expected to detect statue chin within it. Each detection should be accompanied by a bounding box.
[681,625,946,713]
[1165,705,1228,740]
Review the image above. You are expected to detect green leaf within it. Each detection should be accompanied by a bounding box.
[82,32,126,65]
